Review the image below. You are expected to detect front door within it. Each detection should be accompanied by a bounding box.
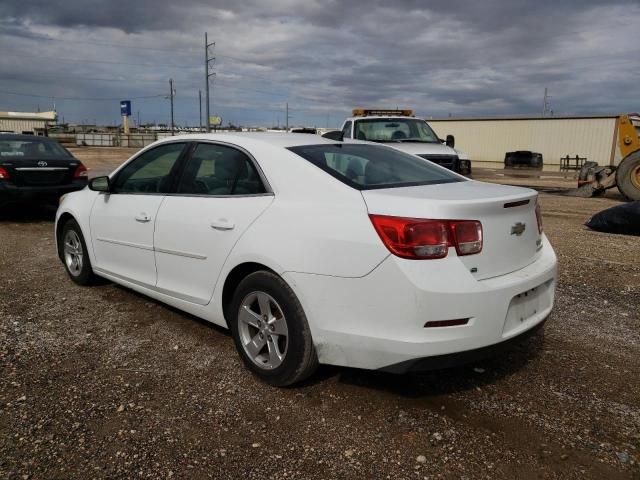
[154,142,273,304]
[90,142,187,286]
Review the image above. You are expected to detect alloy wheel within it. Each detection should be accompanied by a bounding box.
[63,229,83,277]
[238,291,289,370]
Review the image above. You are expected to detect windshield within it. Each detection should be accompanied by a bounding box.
[288,143,462,190]
[353,118,440,143]
[0,139,70,160]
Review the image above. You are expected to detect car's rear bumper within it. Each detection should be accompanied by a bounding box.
[284,235,557,371]
[0,181,87,205]
[379,316,547,373]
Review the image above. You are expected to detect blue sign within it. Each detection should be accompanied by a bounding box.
[120,100,131,117]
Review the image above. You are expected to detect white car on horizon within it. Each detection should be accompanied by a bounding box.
[55,133,557,386]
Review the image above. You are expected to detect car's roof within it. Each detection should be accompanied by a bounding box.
[0,134,58,142]
[158,132,339,148]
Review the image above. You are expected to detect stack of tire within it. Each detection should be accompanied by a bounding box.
[504,151,543,170]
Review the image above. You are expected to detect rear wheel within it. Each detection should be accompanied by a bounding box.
[229,271,318,386]
[615,150,640,201]
[61,219,97,285]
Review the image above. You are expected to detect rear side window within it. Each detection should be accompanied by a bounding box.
[177,143,266,196]
[288,143,462,190]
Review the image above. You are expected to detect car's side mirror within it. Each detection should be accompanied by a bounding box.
[89,176,111,193]
[446,134,455,148]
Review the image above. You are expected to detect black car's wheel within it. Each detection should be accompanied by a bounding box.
[60,219,97,286]
[229,271,318,386]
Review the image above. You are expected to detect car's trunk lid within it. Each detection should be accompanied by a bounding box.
[361,180,542,280]
[1,157,79,186]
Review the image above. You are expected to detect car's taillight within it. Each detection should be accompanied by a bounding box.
[535,202,543,234]
[369,215,482,260]
[74,163,88,178]
[0,167,10,180]
[451,220,483,256]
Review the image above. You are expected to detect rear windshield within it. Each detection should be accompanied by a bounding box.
[0,139,70,159]
[288,143,463,190]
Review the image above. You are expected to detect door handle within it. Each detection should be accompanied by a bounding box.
[210,219,235,231]
[135,213,151,223]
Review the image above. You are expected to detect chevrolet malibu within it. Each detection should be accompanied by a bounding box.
[55,133,557,386]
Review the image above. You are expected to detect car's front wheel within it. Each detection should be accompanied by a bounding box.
[61,219,96,286]
[229,271,318,386]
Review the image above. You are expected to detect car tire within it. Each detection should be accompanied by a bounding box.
[60,219,97,286]
[229,271,318,386]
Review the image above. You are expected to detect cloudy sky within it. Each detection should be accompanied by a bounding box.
[0,0,638,127]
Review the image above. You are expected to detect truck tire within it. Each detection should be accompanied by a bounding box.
[615,150,640,201]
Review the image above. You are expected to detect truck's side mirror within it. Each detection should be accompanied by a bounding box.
[89,176,111,193]
[446,135,455,149]
[322,130,344,141]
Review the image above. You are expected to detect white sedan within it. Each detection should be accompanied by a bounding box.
[55,133,557,386]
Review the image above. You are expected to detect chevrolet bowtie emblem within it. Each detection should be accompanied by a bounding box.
[511,222,526,236]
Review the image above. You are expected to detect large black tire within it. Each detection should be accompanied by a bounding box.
[60,219,97,286]
[229,271,318,387]
[615,150,640,201]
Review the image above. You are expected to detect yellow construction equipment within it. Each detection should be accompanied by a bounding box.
[577,114,640,200]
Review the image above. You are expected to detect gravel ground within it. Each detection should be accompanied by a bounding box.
[0,161,639,478]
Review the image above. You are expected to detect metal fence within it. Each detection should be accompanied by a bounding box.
[71,133,175,147]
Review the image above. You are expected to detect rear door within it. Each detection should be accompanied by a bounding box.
[90,142,187,286]
[154,142,273,305]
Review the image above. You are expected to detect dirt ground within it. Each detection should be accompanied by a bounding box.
[0,148,638,479]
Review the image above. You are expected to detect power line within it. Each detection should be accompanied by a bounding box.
[2,52,195,69]
[0,89,166,101]
[42,37,200,55]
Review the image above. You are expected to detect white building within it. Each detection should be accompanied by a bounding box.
[0,111,57,135]
[428,114,629,170]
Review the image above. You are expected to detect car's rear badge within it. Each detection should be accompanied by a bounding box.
[511,222,526,236]
[37,161,48,167]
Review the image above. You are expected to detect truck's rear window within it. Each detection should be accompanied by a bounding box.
[288,143,463,190]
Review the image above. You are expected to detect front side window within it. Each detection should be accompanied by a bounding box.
[289,143,462,190]
[113,142,185,194]
[177,143,266,195]
[353,118,440,143]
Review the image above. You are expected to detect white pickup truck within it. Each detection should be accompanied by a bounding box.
[331,109,470,174]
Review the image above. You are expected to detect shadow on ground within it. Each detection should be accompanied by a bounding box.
[0,204,57,222]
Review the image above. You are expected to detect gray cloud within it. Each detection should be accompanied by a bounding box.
[0,0,638,126]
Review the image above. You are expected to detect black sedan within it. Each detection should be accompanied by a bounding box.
[0,134,88,208]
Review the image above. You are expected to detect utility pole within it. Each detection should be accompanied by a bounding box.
[542,87,552,117]
[198,90,203,132]
[137,111,140,129]
[169,78,175,135]
[204,32,216,132]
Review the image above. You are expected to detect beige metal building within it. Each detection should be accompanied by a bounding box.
[428,114,624,170]
[0,111,57,135]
